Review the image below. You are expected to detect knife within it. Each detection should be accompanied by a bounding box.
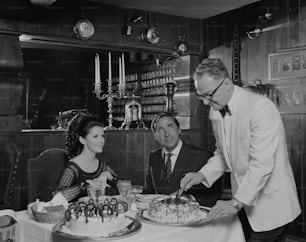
[175,173,187,202]
[175,188,184,202]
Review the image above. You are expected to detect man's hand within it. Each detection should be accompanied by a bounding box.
[180,172,205,191]
[206,200,240,221]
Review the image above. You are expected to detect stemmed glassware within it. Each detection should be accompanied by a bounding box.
[130,185,143,211]
[87,184,104,205]
[117,180,132,202]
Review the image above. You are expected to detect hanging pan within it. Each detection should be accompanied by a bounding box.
[140,26,160,44]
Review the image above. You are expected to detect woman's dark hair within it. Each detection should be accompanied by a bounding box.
[65,114,104,159]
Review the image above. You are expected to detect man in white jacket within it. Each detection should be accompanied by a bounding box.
[180,58,301,241]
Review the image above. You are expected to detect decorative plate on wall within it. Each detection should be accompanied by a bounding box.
[73,19,95,40]
[140,26,160,44]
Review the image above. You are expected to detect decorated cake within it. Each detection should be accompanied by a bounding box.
[65,198,128,236]
[148,195,205,224]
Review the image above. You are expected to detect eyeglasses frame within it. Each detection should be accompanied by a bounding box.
[196,78,225,101]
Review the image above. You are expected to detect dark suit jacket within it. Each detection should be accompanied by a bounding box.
[145,141,222,207]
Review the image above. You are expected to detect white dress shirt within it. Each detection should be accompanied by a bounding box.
[162,139,183,172]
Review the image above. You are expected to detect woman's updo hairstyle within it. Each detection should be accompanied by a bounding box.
[65,113,104,159]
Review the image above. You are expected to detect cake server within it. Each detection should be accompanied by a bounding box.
[175,188,184,202]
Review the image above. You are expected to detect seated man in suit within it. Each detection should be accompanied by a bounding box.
[144,112,222,207]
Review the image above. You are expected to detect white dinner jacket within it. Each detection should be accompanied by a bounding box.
[200,85,301,231]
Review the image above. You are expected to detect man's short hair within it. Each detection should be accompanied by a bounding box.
[151,112,180,132]
[193,58,230,81]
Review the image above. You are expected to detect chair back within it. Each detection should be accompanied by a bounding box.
[1,143,21,210]
[27,148,68,203]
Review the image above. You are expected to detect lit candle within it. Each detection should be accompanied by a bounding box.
[122,52,125,84]
[95,55,97,87]
[119,57,122,87]
[108,52,112,81]
[98,54,101,87]
[95,53,101,90]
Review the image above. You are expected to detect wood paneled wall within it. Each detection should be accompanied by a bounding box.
[0,2,202,54]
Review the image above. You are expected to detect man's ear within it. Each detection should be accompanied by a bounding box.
[153,132,158,140]
[224,78,232,90]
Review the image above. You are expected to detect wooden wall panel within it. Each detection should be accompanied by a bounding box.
[0,3,202,54]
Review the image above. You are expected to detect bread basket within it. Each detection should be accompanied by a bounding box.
[0,222,16,241]
[0,214,17,242]
[31,204,65,224]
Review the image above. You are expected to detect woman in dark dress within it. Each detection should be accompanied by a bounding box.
[54,114,118,202]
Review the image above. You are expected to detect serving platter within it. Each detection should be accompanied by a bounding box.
[139,207,210,227]
[78,195,123,203]
[52,216,141,241]
[136,194,167,203]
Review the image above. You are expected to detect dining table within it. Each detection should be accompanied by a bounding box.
[16,196,246,242]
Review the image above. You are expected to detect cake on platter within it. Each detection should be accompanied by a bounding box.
[147,195,207,224]
[65,197,129,236]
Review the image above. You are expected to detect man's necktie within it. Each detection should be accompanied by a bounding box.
[219,105,231,118]
[164,153,173,183]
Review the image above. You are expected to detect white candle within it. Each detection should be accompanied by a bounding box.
[95,53,100,89]
[95,55,97,86]
[119,57,122,87]
[108,52,112,81]
[97,54,101,88]
[122,52,125,84]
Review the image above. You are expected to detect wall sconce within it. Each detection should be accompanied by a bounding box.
[174,34,189,56]
[123,15,143,36]
[246,9,273,39]
[246,28,262,39]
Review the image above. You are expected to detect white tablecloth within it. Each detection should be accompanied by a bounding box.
[16,210,245,242]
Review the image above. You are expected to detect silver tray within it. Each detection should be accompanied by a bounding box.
[139,206,210,227]
[52,216,141,241]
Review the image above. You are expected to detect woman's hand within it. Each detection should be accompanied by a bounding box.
[206,200,239,221]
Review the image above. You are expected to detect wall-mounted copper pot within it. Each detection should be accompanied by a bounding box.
[140,26,160,44]
[73,19,95,40]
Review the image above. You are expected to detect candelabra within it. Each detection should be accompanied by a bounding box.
[94,79,119,130]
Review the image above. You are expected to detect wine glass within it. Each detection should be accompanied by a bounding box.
[130,185,143,210]
[131,185,143,197]
[117,180,132,202]
[87,184,104,205]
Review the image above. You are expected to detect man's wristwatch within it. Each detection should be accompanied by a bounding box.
[230,198,243,211]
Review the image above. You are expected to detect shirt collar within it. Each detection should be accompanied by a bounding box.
[162,139,183,157]
[227,85,239,115]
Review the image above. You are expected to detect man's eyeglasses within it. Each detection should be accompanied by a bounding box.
[196,78,225,101]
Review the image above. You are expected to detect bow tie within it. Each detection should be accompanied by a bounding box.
[219,105,231,117]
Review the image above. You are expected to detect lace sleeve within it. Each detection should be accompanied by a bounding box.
[55,167,81,202]
[105,163,118,178]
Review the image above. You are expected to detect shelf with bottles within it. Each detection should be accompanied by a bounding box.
[142,104,166,114]
[110,56,198,127]
[113,116,125,122]
[140,96,166,105]
[139,60,176,113]
[112,73,139,98]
